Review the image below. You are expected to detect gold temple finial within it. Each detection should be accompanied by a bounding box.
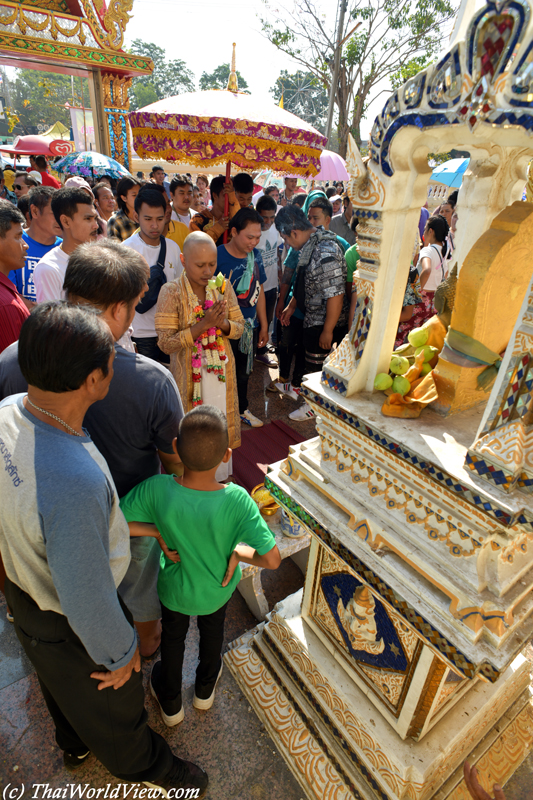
[227,42,239,93]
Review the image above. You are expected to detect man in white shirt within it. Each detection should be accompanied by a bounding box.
[170,176,193,227]
[33,188,99,302]
[254,194,282,367]
[123,188,182,364]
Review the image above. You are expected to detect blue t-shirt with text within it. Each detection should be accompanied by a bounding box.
[9,233,62,301]
[216,245,266,325]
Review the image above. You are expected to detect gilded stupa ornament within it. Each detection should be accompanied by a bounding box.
[226,43,239,93]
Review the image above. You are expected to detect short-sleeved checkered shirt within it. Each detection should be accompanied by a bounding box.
[295,228,347,328]
[107,209,138,242]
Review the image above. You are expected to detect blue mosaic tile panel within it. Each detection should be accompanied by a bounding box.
[465,453,515,491]
[352,296,372,362]
[321,372,348,395]
[354,208,382,220]
[264,475,501,683]
[403,73,426,109]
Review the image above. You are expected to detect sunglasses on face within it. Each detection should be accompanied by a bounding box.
[14,184,23,190]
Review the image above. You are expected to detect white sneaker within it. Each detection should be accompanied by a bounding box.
[241,409,264,427]
[288,403,315,421]
[193,662,224,711]
[274,381,300,402]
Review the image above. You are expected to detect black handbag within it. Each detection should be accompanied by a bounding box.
[135,236,167,314]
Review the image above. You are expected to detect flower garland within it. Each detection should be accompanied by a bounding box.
[192,297,227,407]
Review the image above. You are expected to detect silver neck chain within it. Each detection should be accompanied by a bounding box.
[26,397,83,437]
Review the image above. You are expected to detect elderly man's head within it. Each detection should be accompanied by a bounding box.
[275,203,314,250]
[19,301,115,400]
[63,239,149,340]
[180,231,217,291]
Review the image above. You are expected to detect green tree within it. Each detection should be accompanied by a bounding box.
[132,82,159,109]
[199,64,249,92]
[128,40,195,111]
[428,151,454,166]
[390,56,433,90]
[11,70,89,133]
[260,0,457,156]
[271,70,328,131]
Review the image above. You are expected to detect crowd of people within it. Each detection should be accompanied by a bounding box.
[0,155,468,798]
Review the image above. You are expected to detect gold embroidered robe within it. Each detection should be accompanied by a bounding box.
[155,272,245,448]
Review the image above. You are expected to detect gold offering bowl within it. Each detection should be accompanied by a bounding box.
[251,483,280,516]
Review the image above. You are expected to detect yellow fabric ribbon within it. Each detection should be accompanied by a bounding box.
[131,129,322,176]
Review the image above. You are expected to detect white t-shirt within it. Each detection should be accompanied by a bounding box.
[33,245,70,303]
[123,232,182,338]
[171,209,191,227]
[116,326,136,353]
[418,243,447,291]
[257,225,282,292]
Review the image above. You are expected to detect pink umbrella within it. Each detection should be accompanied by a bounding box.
[311,149,349,182]
[0,135,74,158]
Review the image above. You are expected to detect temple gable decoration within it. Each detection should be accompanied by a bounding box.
[0,0,153,167]
[323,0,533,400]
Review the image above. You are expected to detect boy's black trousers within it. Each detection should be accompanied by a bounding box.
[159,601,229,701]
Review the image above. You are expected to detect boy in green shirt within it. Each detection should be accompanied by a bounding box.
[120,405,281,726]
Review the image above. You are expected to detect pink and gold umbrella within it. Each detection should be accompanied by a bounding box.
[129,45,326,178]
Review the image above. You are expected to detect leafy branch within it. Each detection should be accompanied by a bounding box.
[259,0,457,154]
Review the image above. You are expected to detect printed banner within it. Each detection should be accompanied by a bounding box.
[69,107,95,152]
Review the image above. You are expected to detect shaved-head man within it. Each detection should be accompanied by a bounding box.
[182,230,215,259]
[155,231,245,478]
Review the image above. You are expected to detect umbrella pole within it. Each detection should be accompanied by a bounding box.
[223,160,231,244]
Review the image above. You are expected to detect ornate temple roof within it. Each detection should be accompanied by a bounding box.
[0,0,152,76]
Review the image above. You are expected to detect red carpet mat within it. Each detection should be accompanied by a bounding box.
[233,420,305,492]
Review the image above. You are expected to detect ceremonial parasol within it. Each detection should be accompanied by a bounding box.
[52,151,132,180]
[130,44,326,238]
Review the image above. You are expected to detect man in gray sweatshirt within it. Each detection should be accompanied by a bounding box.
[0,302,208,796]
[0,239,185,658]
